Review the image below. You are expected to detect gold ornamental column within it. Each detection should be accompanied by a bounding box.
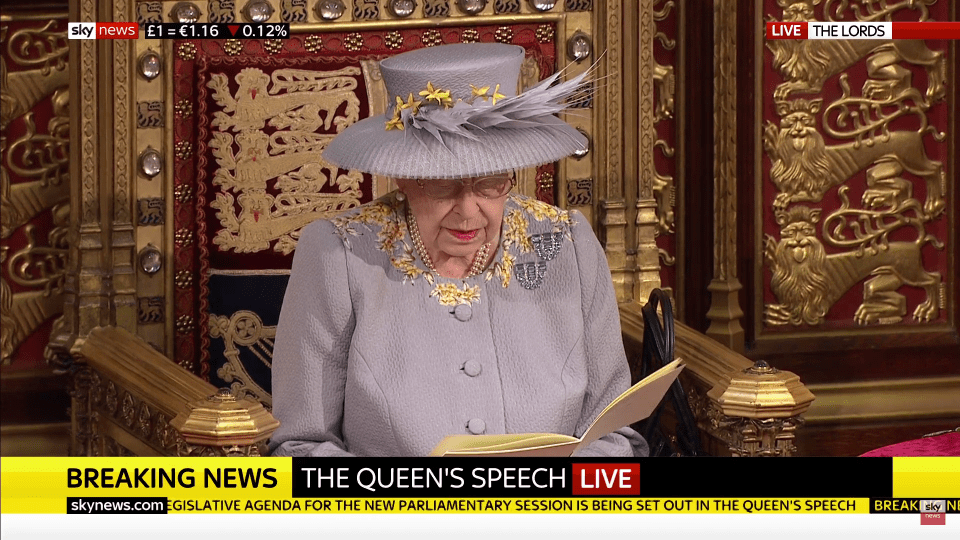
[600,0,632,302]
[633,0,661,304]
[61,0,111,357]
[705,0,745,353]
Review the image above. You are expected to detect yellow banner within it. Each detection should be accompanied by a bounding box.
[2,457,292,514]
[5,457,958,514]
[892,457,960,498]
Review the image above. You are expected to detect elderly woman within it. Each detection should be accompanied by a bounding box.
[269,43,645,457]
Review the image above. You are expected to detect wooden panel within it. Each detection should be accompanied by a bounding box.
[796,419,958,457]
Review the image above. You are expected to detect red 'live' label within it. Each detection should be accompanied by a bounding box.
[767,21,807,39]
[572,464,640,496]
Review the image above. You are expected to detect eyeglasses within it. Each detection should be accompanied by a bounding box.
[416,175,516,200]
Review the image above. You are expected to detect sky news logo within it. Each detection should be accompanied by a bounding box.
[920,499,946,526]
[68,22,139,39]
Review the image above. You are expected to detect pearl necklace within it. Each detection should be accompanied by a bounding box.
[406,208,490,278]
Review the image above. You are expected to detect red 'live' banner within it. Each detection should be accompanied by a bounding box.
[572,464,641,496]
[767,21,960,40]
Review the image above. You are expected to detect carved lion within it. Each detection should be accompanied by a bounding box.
[765,206,941,326]
[763,98,945,217]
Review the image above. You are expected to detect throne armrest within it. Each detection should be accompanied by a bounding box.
[621,304,815,456]
[72,326,278,456]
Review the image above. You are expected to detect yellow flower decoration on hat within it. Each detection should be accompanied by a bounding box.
[385,108,405,131]
[397,93,422,114]
[419,82,453,108]
[490,84,506,105]
[469,83,506,105]
[470,84,491,102]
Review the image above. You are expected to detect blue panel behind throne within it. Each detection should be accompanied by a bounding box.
[207,273,289,408]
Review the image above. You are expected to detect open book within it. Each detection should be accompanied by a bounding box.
[430,358,684,457]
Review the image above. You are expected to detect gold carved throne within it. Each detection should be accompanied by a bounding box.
[33,0,814,457]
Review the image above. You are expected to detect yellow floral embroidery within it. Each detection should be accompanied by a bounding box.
[331,200,397,248]
[391,249,434,285]
[485,251,515,289]
[430,283,481,306]
[502,209,533,254]
[331,194,573,305]
[514,195,572,227]
[390,208,435,285]
[332,200,394,232]
[377,219,403,253]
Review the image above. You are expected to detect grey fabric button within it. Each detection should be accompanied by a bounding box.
[454,304,472,321]
[467,418,486,435]
[462,360,482,377]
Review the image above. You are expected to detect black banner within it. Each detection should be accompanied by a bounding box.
[291,458,893,498]
[141,23,290,40]
[66,497,168,514]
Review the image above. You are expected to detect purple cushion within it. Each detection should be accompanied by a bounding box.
[860,431,960,457]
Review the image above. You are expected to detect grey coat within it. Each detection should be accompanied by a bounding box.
[269,193,646,457]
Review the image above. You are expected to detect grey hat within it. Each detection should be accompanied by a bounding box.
[322,43,588,180]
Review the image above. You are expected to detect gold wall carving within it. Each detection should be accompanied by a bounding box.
[565,0,592,11]
[72,368,182,456]
[600,0,629,302]
[761,0,950,332]
[2,207,69,364]
[651,60,675,235]
[137,296,164,323]
[2,99,70,235]
[111,0,137,339]
[764,204,942,326]
[769,0,945,102]
[1,22,69,129]
[763,98,945,215]
[352,0,379,20]
[650,0,677,308]
[633,0,661,305]
[705,0,744,352]
[359,58,392,198]
[1,16,70,366]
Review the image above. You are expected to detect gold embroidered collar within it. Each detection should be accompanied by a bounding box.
[331,193,574,306]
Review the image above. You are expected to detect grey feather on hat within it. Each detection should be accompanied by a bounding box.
[321,43,589,180]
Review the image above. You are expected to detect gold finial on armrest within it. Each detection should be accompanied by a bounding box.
[171,389,279,457]
[706,360,815,457]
